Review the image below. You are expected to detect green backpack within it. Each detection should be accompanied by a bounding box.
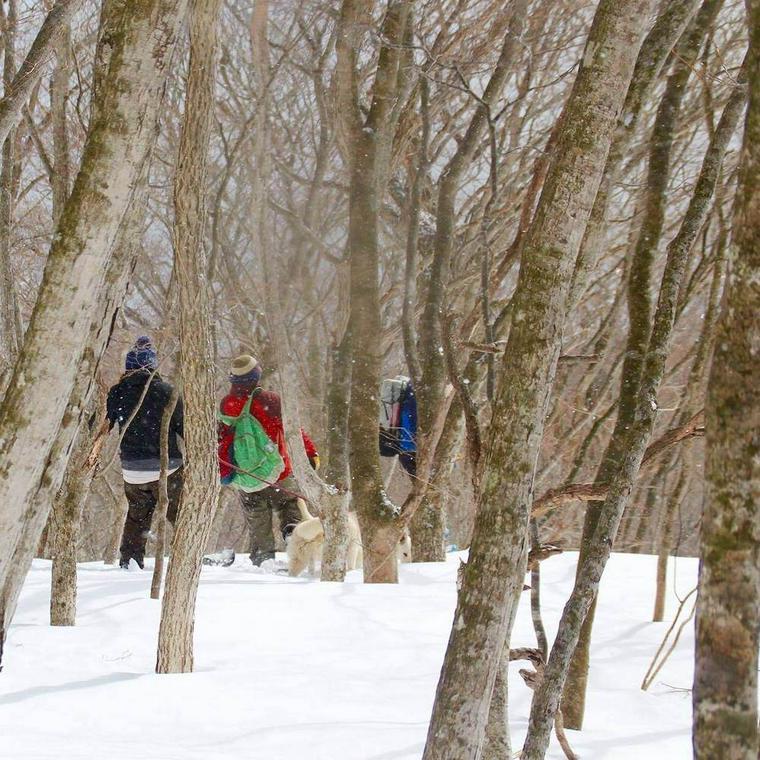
[219,389,285,492]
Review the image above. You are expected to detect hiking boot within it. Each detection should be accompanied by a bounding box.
[250,550,275,567]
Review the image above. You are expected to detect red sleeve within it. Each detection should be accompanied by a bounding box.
[301,428,318,459]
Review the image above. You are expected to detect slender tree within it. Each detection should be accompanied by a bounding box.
[421,1,657,756]
[336,0,412,583]
[563,0,725,727]
[692,3,760,756]
[523,60,748,760]
[156,0,223,674]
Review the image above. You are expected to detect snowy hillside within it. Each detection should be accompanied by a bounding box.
[2,553,699,760]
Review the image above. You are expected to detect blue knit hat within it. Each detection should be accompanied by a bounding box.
[126,336,158,371]
[229,354,262,385]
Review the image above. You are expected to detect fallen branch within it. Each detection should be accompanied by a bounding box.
[532,411,705,518]
[527,543,563,570]
[510,648,578,760]
[641,586,697,691]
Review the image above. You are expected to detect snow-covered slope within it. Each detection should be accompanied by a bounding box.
[2,552,699,759]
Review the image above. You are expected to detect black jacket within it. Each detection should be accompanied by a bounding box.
[106,370,184,469]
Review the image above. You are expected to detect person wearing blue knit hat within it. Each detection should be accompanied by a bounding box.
[105,336,184,569]
[125,335,158,371]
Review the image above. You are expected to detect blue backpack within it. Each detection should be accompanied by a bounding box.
[378,377,417,459]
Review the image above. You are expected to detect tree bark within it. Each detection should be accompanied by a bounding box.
[47,24,79,629]
[692,5,760,755]
[568,0,702,307]
[321,329,352,581]
[0,0,188,599]
[482,646,511,760]
[49,393,103,626]
[421,2,656,757]
[562,2,725,728]
[156,0,222,675]
[413,1,530,558]
[150,387,179,600]
[0,0,22,370]
[522,63,747,760]
[338,0,411,583]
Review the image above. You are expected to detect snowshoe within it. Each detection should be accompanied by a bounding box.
[202,548,235,567]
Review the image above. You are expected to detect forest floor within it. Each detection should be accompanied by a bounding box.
[2,550,699,759]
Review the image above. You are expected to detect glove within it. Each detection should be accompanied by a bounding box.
[310,455,320,471]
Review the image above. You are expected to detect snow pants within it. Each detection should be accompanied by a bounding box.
[239,476,303,564]
[120,468,184,567]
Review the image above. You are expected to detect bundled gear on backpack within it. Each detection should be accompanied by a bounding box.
[218,387,285,492]
[378,375,417,474]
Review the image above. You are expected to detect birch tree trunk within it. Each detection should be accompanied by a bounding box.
[0,0,188,598]
[421,3,656,757]
[522,65,747,760]
[692,5,760,754]
[156,0,222,675]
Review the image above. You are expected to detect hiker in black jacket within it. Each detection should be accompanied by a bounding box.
[106,336,184,569]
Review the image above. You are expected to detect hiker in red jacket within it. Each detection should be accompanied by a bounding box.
[218,355,319,566]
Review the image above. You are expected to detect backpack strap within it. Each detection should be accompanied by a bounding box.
[242,386,263,416]
[219,387,263,426]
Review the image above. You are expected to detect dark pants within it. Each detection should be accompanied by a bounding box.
[120,468,184,567]
[239,476,303,564]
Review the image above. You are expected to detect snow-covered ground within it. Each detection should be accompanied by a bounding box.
[2,552,700,759]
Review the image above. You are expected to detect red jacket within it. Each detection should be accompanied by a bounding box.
[218,385,318,483]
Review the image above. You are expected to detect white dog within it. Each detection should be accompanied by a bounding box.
[287,500,412,577]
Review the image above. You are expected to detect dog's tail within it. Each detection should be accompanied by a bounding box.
[296,498,313,521]
[292,517,324,543]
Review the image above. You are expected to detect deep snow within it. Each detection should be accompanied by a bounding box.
[2,552,700,759]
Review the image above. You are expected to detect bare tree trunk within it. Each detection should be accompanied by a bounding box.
[0,0,188,601]
[530,520,549,660]
[482,647,511,760]
[410,397,461,563]
[421,2,656,757]
[0,0,21,370]
[692,5,760,755]
[321,329,352,581]
[568,0,701,307]
[47,24,79,629]
[522,64,747,760]
[103,487,128,566]
[49,393,102,626]
[337,0,411,584]
[562,2,724,728]
[156,0,222,675]
[151,387,179,600]
[413,1,530,558]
